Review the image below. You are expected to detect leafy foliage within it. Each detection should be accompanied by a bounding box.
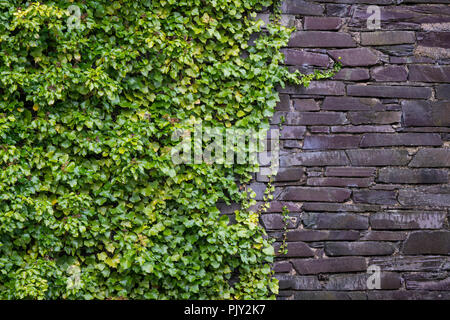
[0,0,338,299]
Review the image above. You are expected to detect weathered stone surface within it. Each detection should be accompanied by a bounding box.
[329,48,379,66]
[402,100,450,127]
[276,94,291,111]
[348,149,410,166]
[360,133,442,147]
[279,81,346,96]
[287,230,360,242]
[370,212,447,230]
[378,168,448,184]
[325,273,402,291]
[409,65,450,82]
[289,31,356,48]
[333,68,370,81]
[347,85,432,99]
[302,202,379,212]
[307,177,373,188]
[362,231,407,241]
[322,97,382,111]
[331,125,395,133]
[281,0,324,15]
[273,261,293,273]
[303,135,362,150]
[353,190,397,205]
[293,99,319,111]
[261,213,299,230]
[348,111,401,124]
[274,167,305,182]
[280,187,351,202]
[274,242,315,258]
[325,242,395,256]
[398,188,450,207]
[370,256,448,272]
[325,167,376,177]
[350,5,450,30]
[405,273,450,291]
[303,213,369,230]
[402,231,450,254]
[280,126,306,139]
[280,151,350,166]
[292,257,367,275]
[361,31,416,45]
[304,17,343,30]
[276,275,322,290]
[294,291,367,300]
[368,290,450,300]
[436,84,450,99]
[282,49,331,67]
[377,45,415,57]
[371,66,408,82]
[417,31,450,49]
[409,149,450,167]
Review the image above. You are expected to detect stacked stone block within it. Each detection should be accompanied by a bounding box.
[262,0,450,300]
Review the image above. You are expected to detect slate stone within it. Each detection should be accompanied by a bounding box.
[302,213,369,230]
[360,133,442,147]
[353,190,397,205]
[347,149,410,166]
[279,81,346,95]
[436,84,450,99]
[293,99,319,111]
[303,135,362,150]
[325,242,395,256]
[281,0,324,15]
[288,31,356,48]
[307,177,373,188]
[329,48,379,66]
[348,111,401,124]
[274,242,315,258]
[370,256,447,272]
[280,151,350,166]
[371,65,408,81]
[325,273,402,291]
[409,149,450,167]
[292,257,367,275]
[286,230,360,242]
[361,231,407,241]
[331,125,395,133]
[361,31,416,45]
[398,188,450,207]
[378,168,448,184]
[402,231,450,255]
[370,211,447,230]
[347,85,432,99]
[332,68,370,81]
[325,167,376,177]
[409,65,450,82]
[302,203,379,212]
[304,17,343,30]
[322,97,382,111]
[282,49,331,67]
[276,275,322,290]
[280,187,351,202]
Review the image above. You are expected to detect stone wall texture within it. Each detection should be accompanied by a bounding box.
[266,0,449,300]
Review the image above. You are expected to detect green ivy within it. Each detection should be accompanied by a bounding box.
[0,0,338,299]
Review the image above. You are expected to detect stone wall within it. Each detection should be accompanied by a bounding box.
[262,0,449,300]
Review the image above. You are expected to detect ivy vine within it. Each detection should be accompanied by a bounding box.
[0,0,339,299]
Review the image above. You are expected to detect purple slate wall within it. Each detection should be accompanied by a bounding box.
[266,0,449,300]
